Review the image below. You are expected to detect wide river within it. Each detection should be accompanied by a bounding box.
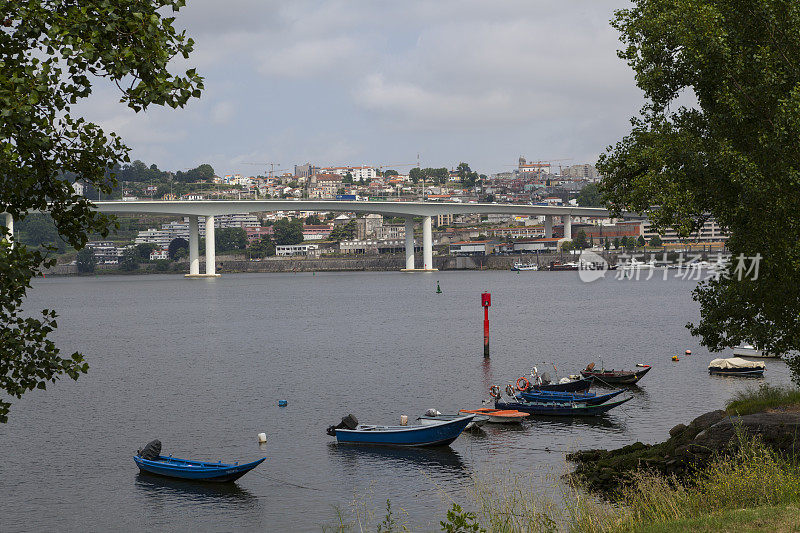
[1,270,791,531]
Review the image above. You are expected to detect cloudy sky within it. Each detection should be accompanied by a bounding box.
[80,1,640,176]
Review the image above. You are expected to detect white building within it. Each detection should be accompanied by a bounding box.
[149,249,169,261]
[135,228,173,248]
[276,244,319,257]
[321,166,377,183]
[86,241,125,264]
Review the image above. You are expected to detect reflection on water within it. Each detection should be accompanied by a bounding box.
[135,472,260,506]
[328,442,470,478]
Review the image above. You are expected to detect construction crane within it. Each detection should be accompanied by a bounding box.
[241,162,288,178]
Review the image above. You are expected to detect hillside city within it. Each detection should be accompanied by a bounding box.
[21,156,728,272]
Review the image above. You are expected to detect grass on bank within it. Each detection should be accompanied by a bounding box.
[725,383,800,416]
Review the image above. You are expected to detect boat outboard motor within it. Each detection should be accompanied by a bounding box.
[540,372,552,385]
[326,414,358,436]
[137,439,162,460]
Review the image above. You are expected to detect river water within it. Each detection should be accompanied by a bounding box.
[1,271,791,531]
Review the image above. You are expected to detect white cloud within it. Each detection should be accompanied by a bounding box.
[257,37,361,78]
[211,101,235,124]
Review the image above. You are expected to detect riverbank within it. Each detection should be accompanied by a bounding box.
[40,252,593,276]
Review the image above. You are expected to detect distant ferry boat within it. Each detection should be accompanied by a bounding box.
[511,261,538,271]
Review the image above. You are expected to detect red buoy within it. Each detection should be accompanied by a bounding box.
[481,292,491,358]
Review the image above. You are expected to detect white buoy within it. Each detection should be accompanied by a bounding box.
[257,432,267,443]
[400,415,408,426]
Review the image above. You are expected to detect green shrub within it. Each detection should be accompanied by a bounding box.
[725,384,800,415]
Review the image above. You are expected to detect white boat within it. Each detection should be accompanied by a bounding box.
[418,412,488,429]
[620,258,656,271]
[511,261,538,271]
[732,344,779,358]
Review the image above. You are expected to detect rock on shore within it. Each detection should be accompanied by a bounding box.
[567,407,800,494]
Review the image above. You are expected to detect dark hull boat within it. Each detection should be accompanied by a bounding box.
[581,364,651,385]
[328,414,474,447]
[708,357,765,377]
[495,396,632,416]
[134,455,265,482]
[532,376,593,392]
[518,388,626,406]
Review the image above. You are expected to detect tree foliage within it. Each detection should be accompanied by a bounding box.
[248,235,275,258]
[76,247,96,273]
[329,220,356,242]
[599,0,800,357]
[0,0,202,422]
[215,227,247,253]
[576,183,603,207]
[272,219,304,245]
[167,237,188,260]
[456,162,479,188]
[409,167,449,185]
[573,230,589,249]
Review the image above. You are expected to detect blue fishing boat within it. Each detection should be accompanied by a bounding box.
[133,440,264,482]
[495,396,632,416]
[518,388,626,406]
[327,414,474,447]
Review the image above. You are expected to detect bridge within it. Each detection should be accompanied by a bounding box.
[4,200,609,277]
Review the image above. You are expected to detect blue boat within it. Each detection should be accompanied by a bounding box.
[518,388,626,406]
[133,440,264,482]
[134,455,265,482]
[329,414,475,447]
[495,396,632,416]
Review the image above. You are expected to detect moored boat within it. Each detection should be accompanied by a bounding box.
[580,363,651,385]
[708,357,765,377]
[495,396,632,416]
[418,410,488,429]
[133,440,264,482]
[518,388,626,406]
[732,344,779,358]
[511,261,538,271]
[458,408,529,424]
[327,414,474,447]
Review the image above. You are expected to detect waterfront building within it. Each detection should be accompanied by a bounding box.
[276,243,320,257]
[449,240,501,256]
[85,241,125,264]
[486,226,545,239]
[512,238,561,252]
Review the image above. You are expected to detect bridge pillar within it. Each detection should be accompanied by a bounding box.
[404,216,415,270]
[203,215,220,277]
[544,215,553,238]
[422,215,435,271]
[562,215,572,240]
[185,215,200,277]
[4,212,13,248]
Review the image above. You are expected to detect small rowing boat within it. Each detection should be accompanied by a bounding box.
[133,440,264,482]
[458,408,529,424]
[327,414,474,447]
[580,363,651,385]
[418,412,488,429]
[518,388,626,406]
[495,396,632,416]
